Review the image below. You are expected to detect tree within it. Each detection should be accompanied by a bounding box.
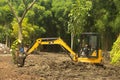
[110,0,120,34]
[6,0,37,64]
[11,18,46,45]
[109,0,120,65]
[90,0,118,50]
[110,35,120,65]
[7,0,36,43]
[0,1,13,46]
[68,0,92,49]
[51,0,73,38]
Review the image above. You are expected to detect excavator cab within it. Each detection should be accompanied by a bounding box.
[78,32,102,63]
[79,33,100,57]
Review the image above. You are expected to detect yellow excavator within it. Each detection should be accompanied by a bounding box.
[17,32,103,67]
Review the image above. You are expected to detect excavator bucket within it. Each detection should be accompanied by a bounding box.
[17,54,26,67]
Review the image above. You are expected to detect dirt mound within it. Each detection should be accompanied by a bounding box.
[0,43,10,54]
[0,52,120,80]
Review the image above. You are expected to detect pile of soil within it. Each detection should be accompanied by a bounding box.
[0,52,120,80]
[0,43,10,54]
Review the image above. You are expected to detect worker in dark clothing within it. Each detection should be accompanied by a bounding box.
[81,44,91,57]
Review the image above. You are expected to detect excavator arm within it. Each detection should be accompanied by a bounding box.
[17,38,78,67]
[27,37,78,61]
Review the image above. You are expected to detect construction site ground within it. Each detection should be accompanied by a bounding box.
[0,52,120,80]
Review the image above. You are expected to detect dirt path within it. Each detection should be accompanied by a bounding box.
[0,52,120,80]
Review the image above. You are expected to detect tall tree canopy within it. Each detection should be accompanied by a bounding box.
[0,0,120,52]
[68,0,92,49]
[7,0,37,43]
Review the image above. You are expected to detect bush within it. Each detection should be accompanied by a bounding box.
[110,35,120,64]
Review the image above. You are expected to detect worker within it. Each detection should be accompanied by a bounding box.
[81,44,91,57]
[19,42,24,53]
[11,39,22,64]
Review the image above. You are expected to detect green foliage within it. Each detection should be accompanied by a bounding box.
[108,0,120,34]
[95,9,109,32]
[11,18,46,44]
[0,4,13,24]
[18,4,24,17]
[0,25,6,41]
[110,35,120,64]
[110,14,120,33]
[52,0,73,19]
[113,0,120,11]
[68,0,92,36]
[51,0,73,36]
[90,0,117,50]
[0,25,12,42]
[0,0,119,51]
[27,3,46,25]
[0,1,13,43]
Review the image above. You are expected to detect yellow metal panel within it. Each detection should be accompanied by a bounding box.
[27,39,41,55]
[78,50,102,63]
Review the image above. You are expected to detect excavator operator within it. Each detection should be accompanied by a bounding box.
[80,44,91,57]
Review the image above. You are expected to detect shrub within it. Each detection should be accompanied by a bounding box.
[110,35,120,64]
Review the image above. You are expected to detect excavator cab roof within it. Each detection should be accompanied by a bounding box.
[81,32,99,35]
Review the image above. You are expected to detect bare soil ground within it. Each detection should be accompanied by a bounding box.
[0,52,120,80]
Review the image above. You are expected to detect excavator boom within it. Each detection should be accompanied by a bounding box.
[27,38,78,61]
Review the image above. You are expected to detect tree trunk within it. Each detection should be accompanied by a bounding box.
[5,36,8,46]
[18,23,23,42]
[71,32,74,50]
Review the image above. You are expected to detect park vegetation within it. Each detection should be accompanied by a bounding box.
[0,0,120,64]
